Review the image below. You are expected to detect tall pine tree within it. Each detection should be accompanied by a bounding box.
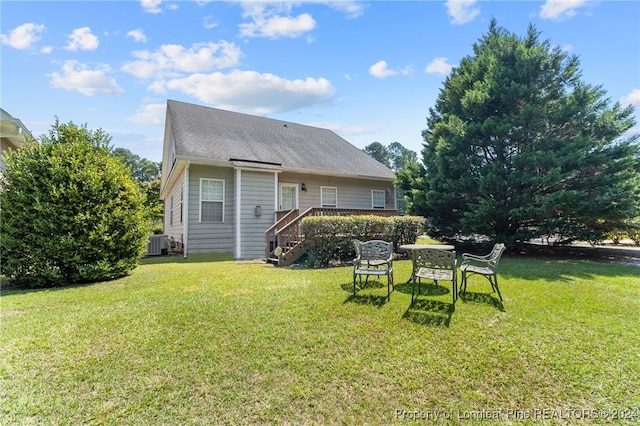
[404,20,640,246]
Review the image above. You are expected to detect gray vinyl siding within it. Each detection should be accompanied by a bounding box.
[164,175,185,245]
[240,170,276,259]
[279,172,395,211]
[187,164,235,254]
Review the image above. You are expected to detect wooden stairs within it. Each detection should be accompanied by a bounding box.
[265,207,397,266]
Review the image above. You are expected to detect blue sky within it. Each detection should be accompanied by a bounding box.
[2,0,639,163]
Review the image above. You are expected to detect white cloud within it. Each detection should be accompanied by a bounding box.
[425,57,453,75]
[122,41,242,79]
[369,61,396,79]
[445,0,480,25]
[239,12,316,39]
[621,89,640,108]
[127,103,166,125]
[369,61,412,79]
[65,27,99,51]
[203,15,218,29]
[540,0,589,21]
[141,0,162,14]
[0,23,46,50]
[127,29,147,43]
[317,121,382,137]
[49,60,124,96]
[322,1,366,19]
[238,2,316,39]
[159,70,335,114]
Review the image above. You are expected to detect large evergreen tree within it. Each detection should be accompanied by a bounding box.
[0,120,149,287]
[404,20,640,246]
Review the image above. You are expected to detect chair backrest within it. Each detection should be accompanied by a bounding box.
[360,240,393,262]
[487,243,506,267]
[352,239,362,258]
[412,248,456,270]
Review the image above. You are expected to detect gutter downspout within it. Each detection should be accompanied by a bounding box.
[274,173,278,223]
[235,167,242,259]
[183,161,190,259]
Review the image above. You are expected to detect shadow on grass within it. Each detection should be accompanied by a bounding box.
[0,274,128,295]
[405,282,450,297]
[459,291,504,312]
[403,298,453,327]
[139,252,234,265]
[343,293,389,307]
[341,280,390,307]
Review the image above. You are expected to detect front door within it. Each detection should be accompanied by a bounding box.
[279,183,298,211]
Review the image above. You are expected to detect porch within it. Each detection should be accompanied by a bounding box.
[265,207,397,266]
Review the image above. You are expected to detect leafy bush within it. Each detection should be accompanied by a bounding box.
[301,215,425,267]
[0,121,149,287]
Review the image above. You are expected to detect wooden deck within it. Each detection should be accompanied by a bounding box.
[265,207,397,266]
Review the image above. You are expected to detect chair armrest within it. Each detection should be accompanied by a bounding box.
[459,257,492,268]
[462,253,491,261]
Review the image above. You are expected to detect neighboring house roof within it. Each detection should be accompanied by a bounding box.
[1,108,32,149]
[165,99,396,180]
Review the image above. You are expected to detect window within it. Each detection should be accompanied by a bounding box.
[179,187,183,223]
[280,184,298,211]
[321,186,337,208]
[169,195,174,226]
[372,190,386,209]
[200,179,224,222]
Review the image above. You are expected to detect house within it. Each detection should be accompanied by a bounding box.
[1,108,31,173]
[160,99,397,264]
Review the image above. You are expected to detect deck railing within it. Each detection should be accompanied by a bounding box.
[265,207,397,266]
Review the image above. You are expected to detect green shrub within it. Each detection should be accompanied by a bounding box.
[0,120,149,287]
[301,215,425,267]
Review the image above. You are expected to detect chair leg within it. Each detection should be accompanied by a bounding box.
[451,279,456,312]
[453,277,457,303]
[353,273,357,296]
[411,277,417,304]
[387,274,391,301]
[493,274,503,301]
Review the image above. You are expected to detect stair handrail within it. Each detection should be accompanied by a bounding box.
[266,207,399,262]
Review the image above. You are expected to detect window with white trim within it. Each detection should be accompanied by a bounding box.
[372,190,386,209]
[169,195,174,226]
[179,187,184,223]
[200,178,224,222]
[321,186,337,208]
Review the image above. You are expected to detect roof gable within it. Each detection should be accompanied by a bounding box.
[165,100,396,180]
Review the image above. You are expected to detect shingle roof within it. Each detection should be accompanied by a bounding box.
[167,99,396,180]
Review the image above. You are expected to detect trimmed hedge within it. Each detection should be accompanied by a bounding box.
[301,215,425,267]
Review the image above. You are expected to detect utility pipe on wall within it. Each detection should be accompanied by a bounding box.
[183,161,190,259]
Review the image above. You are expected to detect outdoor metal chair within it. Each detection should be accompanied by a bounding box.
[353,240,394,300]
[411,248,457,307]
[459,243,506,301]
[353,239,389,268]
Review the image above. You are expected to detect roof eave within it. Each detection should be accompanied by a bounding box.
[282,166,396,182]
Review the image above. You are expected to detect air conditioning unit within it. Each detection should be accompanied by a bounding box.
[146,235,168,256]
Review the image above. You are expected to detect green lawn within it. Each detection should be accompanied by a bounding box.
[1,253,639,425]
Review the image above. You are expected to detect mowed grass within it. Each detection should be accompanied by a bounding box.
[1,252,639,425]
